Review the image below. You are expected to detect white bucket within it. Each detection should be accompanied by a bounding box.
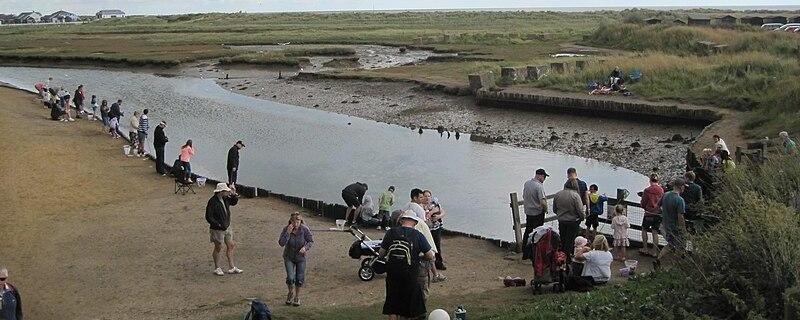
[123,145,132,156]
[335,219,346,230]
[196,177,207,187]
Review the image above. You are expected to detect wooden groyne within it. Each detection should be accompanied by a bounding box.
[476,88,723,125]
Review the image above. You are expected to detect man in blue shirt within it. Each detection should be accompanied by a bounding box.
[658,178,687,262]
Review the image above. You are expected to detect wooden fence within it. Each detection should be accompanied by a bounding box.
[509,189,647,253]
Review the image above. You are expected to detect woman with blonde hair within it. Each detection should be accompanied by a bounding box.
[575,235,613,285]
[278,212,314,306]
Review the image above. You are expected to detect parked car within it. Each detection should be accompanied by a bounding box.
[761,23,783,30]
[786,26,800,33]
[774,23,800,31]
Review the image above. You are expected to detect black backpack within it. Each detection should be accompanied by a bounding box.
[385,228,415,273]
[244,299,271,320]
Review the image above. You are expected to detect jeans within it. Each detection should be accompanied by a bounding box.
[522,214,545,248]
[227,167,238,185]
[154,144,166,174]
[558,220,581,261]
[431,228,443,267]
[180,161,191,180]
[284,258,306,287]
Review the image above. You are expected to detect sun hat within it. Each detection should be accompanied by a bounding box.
[214,183,232,193]
[399,210,420,224]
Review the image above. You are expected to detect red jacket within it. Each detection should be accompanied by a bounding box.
[641,184,665,214]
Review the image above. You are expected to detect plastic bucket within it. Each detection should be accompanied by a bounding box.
[335,219,346,230]
[196,177,207,187]
[123,145,131,156]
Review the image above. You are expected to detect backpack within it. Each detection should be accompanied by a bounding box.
[244,299,271,320]
[384,228,415,273]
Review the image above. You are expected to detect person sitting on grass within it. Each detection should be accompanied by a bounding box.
[720,150,736,173]
[575,235,613,285]
[571,236,590,276]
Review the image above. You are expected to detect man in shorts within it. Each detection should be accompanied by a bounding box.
[341,182,368,226]
[639,173,664,257]
[205,183,242,276]
[658,178,687,262]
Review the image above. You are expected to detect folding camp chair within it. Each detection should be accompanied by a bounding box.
[628,69,643,82]
[175,178,195,195]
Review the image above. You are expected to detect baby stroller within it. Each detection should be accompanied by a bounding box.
[347,227,385,281]
[526,226,568,294]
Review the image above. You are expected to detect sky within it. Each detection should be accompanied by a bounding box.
[2,0,798,15]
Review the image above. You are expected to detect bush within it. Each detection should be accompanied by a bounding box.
[682,155,800,319]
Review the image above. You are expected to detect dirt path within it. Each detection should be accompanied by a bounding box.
[0,87,539,319]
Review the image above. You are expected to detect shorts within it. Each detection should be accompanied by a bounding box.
[210,228,233,244]
[342,191,360,208]
[585,214,599,229]
[663,226,684,249]
[137,131,147,144]
[641,215,662,232]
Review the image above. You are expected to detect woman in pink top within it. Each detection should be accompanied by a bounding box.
[179,140,195,181]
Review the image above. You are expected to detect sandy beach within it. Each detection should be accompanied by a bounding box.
[196,65,700,176]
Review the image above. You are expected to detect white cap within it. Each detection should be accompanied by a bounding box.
[399,210,420,224]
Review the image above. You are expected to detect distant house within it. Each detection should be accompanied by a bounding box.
[740,15,764,26]
[687,15,711,26]
[673,19,686,25]
[764,16,788,24]
[0,14,16,24]
[714,15,738,26]
[15,11,42,23]
[644,18,662,25]
[789,15,800,23]
[96,9,126,19]
[43,10,80,23]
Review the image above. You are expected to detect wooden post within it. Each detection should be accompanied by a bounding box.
[510,192,523,253]
[736,146,743,163]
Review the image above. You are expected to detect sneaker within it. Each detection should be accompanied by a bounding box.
[227,267,243,274]
[376,226,382,230]
[432,274,447,283]
[213,268,224,276]
[292,297,300,307]
[285,292,294,305]
[68,119,75,122]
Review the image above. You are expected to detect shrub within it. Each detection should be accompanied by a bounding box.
[682,155,800,319]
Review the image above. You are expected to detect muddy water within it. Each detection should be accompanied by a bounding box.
[0,66,649,241]
[230,44,448,71]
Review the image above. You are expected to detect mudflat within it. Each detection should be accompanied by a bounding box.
[0,87,539,319]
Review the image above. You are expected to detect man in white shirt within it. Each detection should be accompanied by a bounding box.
[402,188,427,222]
[713,134,729,153]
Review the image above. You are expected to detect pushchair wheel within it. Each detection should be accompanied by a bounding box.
[361,258,372,267]
[358,266,375,281]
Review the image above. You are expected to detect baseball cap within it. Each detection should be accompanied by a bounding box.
[236,140,245,147]
[535,168,549,177]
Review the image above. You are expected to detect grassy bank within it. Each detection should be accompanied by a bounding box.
[513,23,800,138]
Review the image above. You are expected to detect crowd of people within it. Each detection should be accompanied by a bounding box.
[588,66,632,96]
[20,77,800,320]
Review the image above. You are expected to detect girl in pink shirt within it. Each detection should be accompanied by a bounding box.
[179,140,195,181]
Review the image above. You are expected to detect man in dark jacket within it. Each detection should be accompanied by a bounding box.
[206,183,242,276]
[226,141,245,185]
[153,121,169,175]
[342,182,368,226]
[0,267,23,320]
